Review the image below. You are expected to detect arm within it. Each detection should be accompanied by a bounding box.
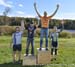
[50,32,53,41]
[20,20,25,32]
[49,4,59,18]
[10,34,13,48]
[25,22,28,30]
[58,20,64,33]
[34,3,41,18]
[34,21,38,28]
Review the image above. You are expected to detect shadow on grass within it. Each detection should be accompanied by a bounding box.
[0,62,22,67]
[0,62,45,67]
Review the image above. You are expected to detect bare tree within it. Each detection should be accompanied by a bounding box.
[3,7,11,25]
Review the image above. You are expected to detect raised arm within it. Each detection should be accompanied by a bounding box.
[20,20,25,32]
[34,21,38,28]
[58,20,64,33]
[49,4,59,18]
[34,3,41,18]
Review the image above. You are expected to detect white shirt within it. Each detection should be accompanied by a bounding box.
[12,31,23,45]
[51,32,59,42]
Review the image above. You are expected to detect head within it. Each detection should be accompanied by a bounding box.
[44,11,47,17]
[53,26,57,32]
[30,22,34,27]
[15,27,20,32]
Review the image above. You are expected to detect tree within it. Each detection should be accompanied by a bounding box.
[3,7,11,25]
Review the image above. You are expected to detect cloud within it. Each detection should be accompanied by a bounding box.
[8,13,35,18]
[0,0,13,7]
[16,11,35,18]
[18,4,23,7]
[24,15,35,18]
[7,1,13,5]
[63,13,75,19]
[17,11,24,14]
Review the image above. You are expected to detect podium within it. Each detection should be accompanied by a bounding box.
[37,48,51,64]
[22,54,36,66]
[22,48,51,66]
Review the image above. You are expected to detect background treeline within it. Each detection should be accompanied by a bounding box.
[0,16,75,30]
[0,16,75,38]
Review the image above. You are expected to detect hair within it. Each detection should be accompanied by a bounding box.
[44,11,47,14]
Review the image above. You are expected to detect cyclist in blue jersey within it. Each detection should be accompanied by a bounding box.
[10,20,25,63]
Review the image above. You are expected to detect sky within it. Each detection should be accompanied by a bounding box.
[0,0,75,19]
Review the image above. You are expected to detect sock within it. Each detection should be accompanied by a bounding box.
[51,48,54,55]
[55,49,57,55]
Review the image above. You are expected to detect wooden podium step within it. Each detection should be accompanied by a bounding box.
[22,54,36,66]
[37,48,51,64]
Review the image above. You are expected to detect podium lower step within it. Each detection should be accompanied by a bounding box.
[22,54,36,66]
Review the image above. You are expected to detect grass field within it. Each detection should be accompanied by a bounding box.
[0,36,75,67]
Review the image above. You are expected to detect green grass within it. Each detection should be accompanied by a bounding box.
[0,36,75,67]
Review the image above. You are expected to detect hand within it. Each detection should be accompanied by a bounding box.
[36,25,38,28]
[61,20,64,25]
[34,22,36,25]
[21,20,25,28]
[21,20,24,25]
[57,4,59,8]
[34,2,36,7]
[10,44,12,48]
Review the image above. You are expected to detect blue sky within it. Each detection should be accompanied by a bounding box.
[0,0,75,19]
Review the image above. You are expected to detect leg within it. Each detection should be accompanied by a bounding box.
[51,42,58,61]
[53,47,57,60]
[18,51,21,63]
[18,45,22,61]
[45,28,48,50]
[13,45,17,62]
[40,29,44,50]
[31,39,34,55]
[26,38,30,56]
[51,42,55,55]
[51,47,55,61]
[51,48,54,55]
[55,48,57,55]
[55,42,58,55]
[12,51,16,62]
[53,42,58,60]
